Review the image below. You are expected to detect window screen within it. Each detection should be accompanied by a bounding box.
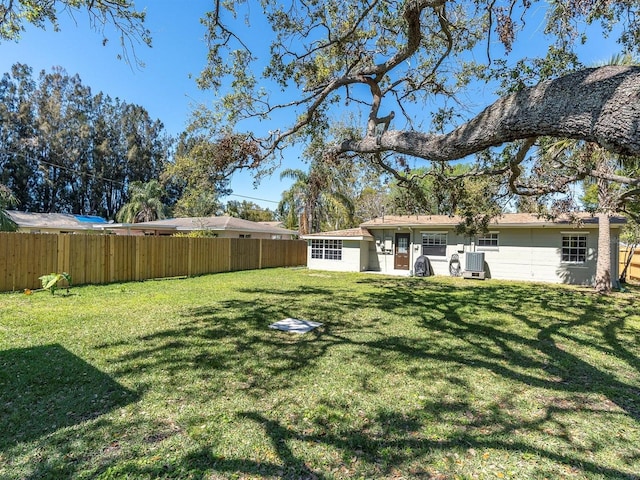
[422,233,447,256]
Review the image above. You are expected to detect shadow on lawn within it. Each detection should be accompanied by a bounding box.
[89,276,640,478]
[356,277,640,421]
[0,344,138,450]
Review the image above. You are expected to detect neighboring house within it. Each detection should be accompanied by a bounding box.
[258,221,287,229]
[5,211,297,239]
[302,213,626,286]
[7,211,109,234]
[104,216,298,239]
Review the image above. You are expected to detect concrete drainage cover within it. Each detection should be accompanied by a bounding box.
[269,318,323,333]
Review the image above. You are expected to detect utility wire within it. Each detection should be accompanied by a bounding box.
[1,150,280,205]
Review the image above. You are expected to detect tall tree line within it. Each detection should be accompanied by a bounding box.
[0,63,171,219]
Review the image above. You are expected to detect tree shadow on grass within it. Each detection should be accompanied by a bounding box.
[81,401,639,479]
[88,275,640,478]
[0,344,138,450]
[97,276,640,421]
[354,277,640,420]
[99,295,338,396]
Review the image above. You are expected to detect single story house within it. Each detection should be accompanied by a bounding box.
[302,213,626,286]
[5,211,297,239]
[6,211,109,234]
[103,216,298,239]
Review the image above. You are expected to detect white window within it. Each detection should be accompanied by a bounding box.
[422,233,447,256]
[478,232,499,248]
[311,239,343,260]
[561,235,587,263]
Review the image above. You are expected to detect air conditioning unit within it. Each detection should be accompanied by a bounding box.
[463,252,485,280]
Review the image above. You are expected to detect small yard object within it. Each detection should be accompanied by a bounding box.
[269,318,323,333]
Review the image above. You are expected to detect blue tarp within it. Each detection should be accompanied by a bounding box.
[74,215,108,224]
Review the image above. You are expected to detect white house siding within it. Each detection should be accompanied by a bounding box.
[475,227,620,285]
[307,239,364,272]
[366,228,464,275]
[367,229,468,276]
[412,229,467,276]
[367,229,410,274]
[359,240,370,271]
[363,226,619,286]
[474,228,594,284]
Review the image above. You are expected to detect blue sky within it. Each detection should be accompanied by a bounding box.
[0,2,625,211]
[0,0,292,209]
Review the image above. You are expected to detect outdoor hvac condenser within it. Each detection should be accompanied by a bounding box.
[463,252,485,280]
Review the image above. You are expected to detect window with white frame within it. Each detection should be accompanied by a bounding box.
[422,233,447,256]
[311,239,343,260]
[477,232,499,248]
[561,234,587,263]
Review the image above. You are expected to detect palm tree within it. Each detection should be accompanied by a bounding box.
[277,185,301,231]
[278,162,355,234]
[0,184,18,231]
[278,168,314,234]
[541,55,638,293]
[116,180,168,223]
[539,129,624,293]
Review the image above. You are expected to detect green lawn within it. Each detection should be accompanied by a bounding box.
[1,269,640,479]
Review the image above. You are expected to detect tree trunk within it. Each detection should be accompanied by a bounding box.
[299,211,309,235]
[595,212,611,293]
[593,150,617,294]
[619,244,637,283]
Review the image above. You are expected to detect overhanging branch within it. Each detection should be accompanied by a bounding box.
[334,66,640,160]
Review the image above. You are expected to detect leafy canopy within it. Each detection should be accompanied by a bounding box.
[0,0,151,65]
[196,0,640,239]
[200,0,640,156]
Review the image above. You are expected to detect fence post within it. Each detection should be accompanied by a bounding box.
[108,236,116,283]
[135,237,142,281]
[187,237,193,277]
[56,234,69,274]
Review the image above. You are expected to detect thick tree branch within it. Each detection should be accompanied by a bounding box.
[261,0,451,156]
[587,169,640,187]
[508,137,536,194]
[335,66,640,160]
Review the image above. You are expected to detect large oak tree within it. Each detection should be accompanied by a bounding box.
[198,0,640,292]
[3,0,640,290]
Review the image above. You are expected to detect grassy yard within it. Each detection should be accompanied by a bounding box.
[1,269,640,479]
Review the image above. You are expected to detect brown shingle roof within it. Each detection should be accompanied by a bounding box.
[302,227,374,239]
[360,212,626,227]
[133,216,297,235]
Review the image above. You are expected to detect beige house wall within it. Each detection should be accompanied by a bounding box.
[364,225,620,286]
[306,239,366,272]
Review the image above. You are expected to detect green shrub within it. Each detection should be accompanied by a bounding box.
[38,272,72,295]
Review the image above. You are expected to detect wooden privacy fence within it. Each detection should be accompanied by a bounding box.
[0,233,307,292]
[619,246,640,282]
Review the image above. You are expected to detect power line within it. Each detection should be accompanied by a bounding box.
[1,150,281,205]
[226,193,279,204]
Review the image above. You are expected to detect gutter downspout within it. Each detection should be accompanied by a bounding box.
[409,227,414,276]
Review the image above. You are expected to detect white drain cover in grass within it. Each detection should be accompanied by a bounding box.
[269,318,323,333]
